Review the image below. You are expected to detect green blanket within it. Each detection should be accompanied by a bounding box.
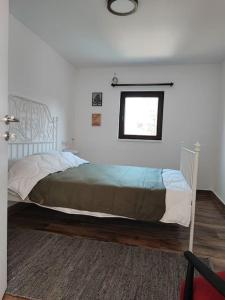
[29,164,166,222]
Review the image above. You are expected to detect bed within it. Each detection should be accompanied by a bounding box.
[8,95,200,252]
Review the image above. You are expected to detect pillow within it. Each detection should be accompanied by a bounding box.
[60,152,88,167]
[36,151,89,167]
[30,151,88,167]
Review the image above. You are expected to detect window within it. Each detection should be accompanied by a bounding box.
[119,91,164,140]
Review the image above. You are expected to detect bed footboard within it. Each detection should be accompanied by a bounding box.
[180,142,200,252]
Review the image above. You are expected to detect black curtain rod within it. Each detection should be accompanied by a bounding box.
[111,82,174,87]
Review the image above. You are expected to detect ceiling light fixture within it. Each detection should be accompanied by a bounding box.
[107,0,138,16]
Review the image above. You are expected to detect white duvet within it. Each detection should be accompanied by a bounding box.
[161,169,192,227]
[8,153,192,227]
[8,152,88,200]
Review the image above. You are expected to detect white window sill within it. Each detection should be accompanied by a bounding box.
[117,138,163,143]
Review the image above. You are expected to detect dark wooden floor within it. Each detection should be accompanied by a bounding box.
[4,191,225,300]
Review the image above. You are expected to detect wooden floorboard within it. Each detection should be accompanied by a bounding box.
[4,190,225,300]
[3,296,27,300]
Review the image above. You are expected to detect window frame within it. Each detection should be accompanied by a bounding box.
[118,91,164,140]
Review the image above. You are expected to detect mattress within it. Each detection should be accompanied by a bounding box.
[8,169,192,227]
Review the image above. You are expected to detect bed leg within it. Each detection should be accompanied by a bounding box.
[189,207,195,252]
[189,190,196,252]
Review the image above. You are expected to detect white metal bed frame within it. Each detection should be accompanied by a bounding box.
[8,95,58,160]
[8,95,200,252]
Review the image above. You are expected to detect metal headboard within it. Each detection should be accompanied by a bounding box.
[8,95,58,160]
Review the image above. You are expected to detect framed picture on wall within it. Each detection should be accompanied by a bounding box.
[92,92,102,106]
[92,113,101,126]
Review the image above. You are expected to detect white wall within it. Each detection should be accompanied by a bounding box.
[73,64,221,189]
[9,15,77,148]
[214,61,225,204]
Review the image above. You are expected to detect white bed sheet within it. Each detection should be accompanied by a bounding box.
[161,169,192,227]
[8,169,192,227]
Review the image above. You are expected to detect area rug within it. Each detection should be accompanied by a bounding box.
[7,227,191,300]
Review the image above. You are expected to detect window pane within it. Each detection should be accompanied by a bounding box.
[124,97,159,136]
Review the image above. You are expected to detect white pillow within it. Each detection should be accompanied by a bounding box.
[60,152,88,167]
[31,151,88,167]
[26,151,88,166]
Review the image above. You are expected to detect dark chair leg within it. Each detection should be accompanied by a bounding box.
[184,262,194,300]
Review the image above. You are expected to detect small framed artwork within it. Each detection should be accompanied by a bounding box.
[92,113,101,126]
[92,92,102,106]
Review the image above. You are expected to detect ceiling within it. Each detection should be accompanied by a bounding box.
[9,0,225,68]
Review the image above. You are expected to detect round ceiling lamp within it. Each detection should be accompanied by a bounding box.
[107,0,138,16]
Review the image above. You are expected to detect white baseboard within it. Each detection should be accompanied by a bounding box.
[212,190,225,205]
